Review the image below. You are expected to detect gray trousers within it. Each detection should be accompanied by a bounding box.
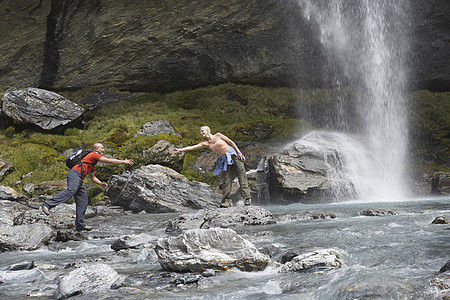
[43,169,88,230]
[222,155,251,201]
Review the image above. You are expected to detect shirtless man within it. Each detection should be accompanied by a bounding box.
[169,126,251,207]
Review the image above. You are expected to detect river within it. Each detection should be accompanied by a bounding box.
[0,196,448,299]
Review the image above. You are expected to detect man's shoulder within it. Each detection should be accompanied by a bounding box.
[85,152,102,162]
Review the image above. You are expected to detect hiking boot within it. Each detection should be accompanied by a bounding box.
[244,198,252,206]
[41,204,50,216]
[220,199,233,208]
[76,225,93,232]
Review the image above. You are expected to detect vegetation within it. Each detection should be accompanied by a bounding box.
[0,83,313,192]
[409,90,450,172]
[0,83,448,197]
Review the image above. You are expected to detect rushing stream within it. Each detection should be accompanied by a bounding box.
[0,196,448,299]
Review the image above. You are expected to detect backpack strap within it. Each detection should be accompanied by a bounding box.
[79,161,97,177]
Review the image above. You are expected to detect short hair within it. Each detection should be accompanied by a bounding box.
[200,126,211,134]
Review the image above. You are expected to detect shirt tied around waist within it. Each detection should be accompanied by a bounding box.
[213,147,245,175]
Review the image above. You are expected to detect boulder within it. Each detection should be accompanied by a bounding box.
[0,269,43,284]
[134,119,180,137]
[359,208,400,217]
[142,140,184,169]
[32,180,67,196]
[0,200,28,226]
[1,87,84,130]
[268,131,366,203]
[166,206,276,233]
[0,186,20,200]
[431,214,450,224]
[276,211,337,222]
[279,249,343,273]
[0,223,54,251]
[15,203,96,229]
[55,264,119,300]
[0,159,13,181]
[111,233,158,251]
[155,227,270,272]
[105,164,221,213]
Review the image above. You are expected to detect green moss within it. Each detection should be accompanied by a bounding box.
[0,142,66,189]
[1,84,447,195]
[410,90,450,166]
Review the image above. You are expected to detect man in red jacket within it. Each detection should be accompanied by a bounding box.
[40,143,133,231]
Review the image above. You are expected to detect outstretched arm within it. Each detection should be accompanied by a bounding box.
[169,141,208,154]
[216,133,244,160]
[99,156,134,165]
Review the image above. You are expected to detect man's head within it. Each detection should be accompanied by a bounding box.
[200,126,211,138]
[93,143,105,155]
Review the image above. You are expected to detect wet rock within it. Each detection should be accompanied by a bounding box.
[6,260,35,271]
[432,214,450,224]
[93,205,125,217]
[15,203,96,229]
[359,208,400,217]
[439,259,450,273]
[55,263,119,300]
[0,268,43,284]
[165,206,276,233]
[55,230,87,242]
[279,249,343,273]
[0,223,54,251]
[268,131,363,203]
[276,211,337,222]
[134,119,180,137]
[1,87,84,130]
[111,233,158,251]
[105,164,221,213]
[155,227,270,272]
[280,251,299,264]
[338,281,414,299]
[0,185,20,200]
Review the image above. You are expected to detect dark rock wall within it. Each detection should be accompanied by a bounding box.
[0,0,448,92]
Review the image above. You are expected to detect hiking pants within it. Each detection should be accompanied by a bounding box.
[221,155,251,201]
[43,169,88,230]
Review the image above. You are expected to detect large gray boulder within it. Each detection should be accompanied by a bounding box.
[0,223,54,251]
[268,131,366,203]
[166,206,276,233]
[105,164,221,213]
[155,227,270,272]
[1,88,84,130]
[55,264,120,300]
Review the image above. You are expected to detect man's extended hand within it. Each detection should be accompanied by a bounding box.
[169,148,179,154]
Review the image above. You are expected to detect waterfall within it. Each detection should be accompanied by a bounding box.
[296,0,410,200]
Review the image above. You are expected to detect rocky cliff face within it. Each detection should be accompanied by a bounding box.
[0,0,448,92]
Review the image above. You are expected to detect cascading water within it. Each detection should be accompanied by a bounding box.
[296,0,410,201]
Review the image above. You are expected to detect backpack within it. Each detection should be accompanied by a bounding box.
[65,150,97,174]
